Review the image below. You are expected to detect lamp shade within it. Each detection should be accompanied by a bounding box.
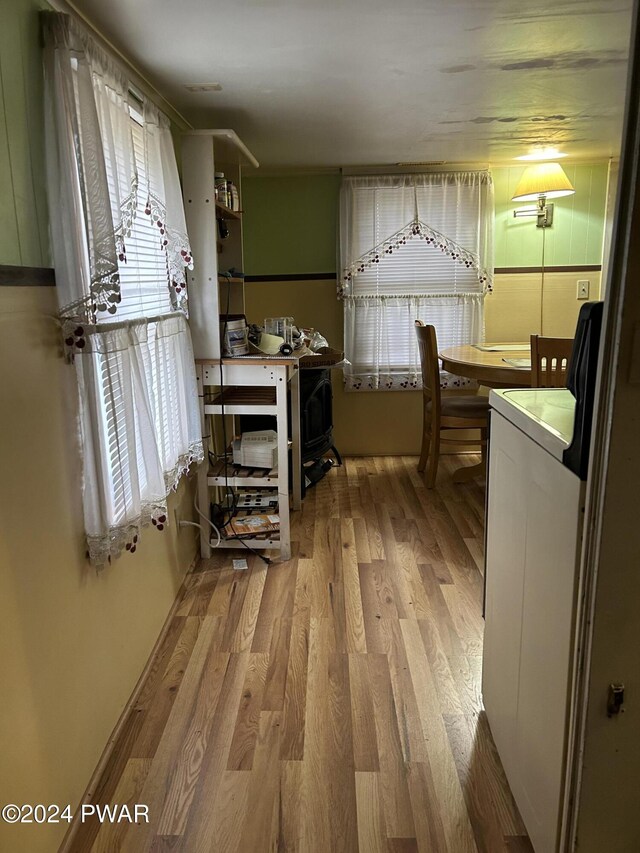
[511,162,575,201]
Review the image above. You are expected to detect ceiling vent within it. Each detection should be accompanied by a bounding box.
[184,83,223,93]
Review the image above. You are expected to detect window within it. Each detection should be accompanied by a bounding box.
[43,12,202,565]
[339,173,494,391]
[101,113,173,322]
[92,112,188,528]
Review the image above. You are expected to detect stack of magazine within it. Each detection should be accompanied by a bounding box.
[227,514,280,538]
[232,430,278,468]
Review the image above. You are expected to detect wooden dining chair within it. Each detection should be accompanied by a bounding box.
[415,321,489,488]
[530,335,574,388]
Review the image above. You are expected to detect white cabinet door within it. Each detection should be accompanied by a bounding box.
[483,414,528,785]
[483,411,583,853]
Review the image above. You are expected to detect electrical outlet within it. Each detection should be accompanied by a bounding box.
[577,279,590,300]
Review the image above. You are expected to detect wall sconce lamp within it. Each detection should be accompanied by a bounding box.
[512,162,575,227]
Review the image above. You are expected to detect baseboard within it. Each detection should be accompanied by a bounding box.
[57,547,200,853]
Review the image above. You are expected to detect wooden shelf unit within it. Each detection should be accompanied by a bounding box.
[217,276,244,285]
[215,201,242,220]
[182,129,248,326]
[206,385,277,415]
[207,457,280,488]
[182,131,300,563]
[195,359,301,561]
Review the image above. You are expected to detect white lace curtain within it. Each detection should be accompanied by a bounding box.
[339,172,494,391]
[43,12,203,565]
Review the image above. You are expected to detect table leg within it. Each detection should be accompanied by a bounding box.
[290,367,302,510]
[451,456,487,483]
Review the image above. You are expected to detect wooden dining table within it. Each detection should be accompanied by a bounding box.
[437,343,531,482]
[439,343,532,389]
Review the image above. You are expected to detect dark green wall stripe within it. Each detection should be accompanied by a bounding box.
[245,266,601,282]
[245,272,336,282]
[495,264,602,274]
[1,264,599,287]
[0,265,55,285]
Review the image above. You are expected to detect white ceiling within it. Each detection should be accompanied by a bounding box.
[71,0,634,168]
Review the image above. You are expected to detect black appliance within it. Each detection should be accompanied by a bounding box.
[239,367,341,484]
[298,368,341,465]
[563,301,604,480]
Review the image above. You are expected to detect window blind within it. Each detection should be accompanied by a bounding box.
[349,185,484,296]
[99,113,172,323]
[91,110,175,527]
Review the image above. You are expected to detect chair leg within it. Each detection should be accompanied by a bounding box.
[418,426,429,473]
[418,404,430,473]
[425,429,440,489]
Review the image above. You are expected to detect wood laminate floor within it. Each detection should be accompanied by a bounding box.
[69,455,532,853]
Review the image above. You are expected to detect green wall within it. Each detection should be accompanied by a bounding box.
[242,174,340,275]
[242,165,609,456]
[494,163,608,268]
[0,0,51,267]
[242,163,609,275]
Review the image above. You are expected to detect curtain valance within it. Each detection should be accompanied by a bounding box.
[42,12,193,337]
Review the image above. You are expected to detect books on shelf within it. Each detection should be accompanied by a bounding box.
[232,430,278,468]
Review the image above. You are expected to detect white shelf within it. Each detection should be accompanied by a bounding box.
[215,202,242,220]
[207,461,280,488]
[204,385,278,416]
[195,362,300,561]
[185,129,298,563]
[183,129,258,168]
[211,537,280,550]
[205,404,278,416]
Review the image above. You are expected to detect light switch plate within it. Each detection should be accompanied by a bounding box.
[577,279,590,299]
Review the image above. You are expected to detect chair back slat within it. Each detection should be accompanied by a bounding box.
[415,321,441,413]
[530,335,574,387]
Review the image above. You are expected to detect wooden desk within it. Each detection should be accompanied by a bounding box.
[439,344,532,389]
